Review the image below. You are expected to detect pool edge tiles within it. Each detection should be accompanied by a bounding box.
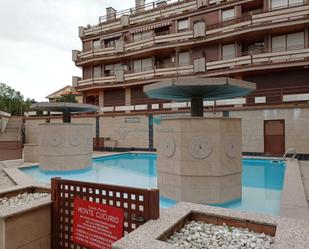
[20,154,286,215]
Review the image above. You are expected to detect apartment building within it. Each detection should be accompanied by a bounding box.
[72,0,309,111]
[68,0,309,155]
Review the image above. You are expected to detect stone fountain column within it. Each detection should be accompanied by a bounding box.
[144,77,255,204]
[156,117,242,204]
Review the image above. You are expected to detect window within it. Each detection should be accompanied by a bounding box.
[133,31,152,41]
[272,35,286,52]
[133,58,153,72]
[222,43,235,59]
[222,8,235,21]
[289,0,303,6]
[272,32,304,52]
[271,0,302,9]
[93,65,101,78]
[287,32,304,49]
[93,40,101,49]
[104,64,114,76]
[178,51,191,66]
[178,19,189,31]
[104,38,119,48]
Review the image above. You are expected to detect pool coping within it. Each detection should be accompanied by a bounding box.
[2,154,308,220]
[279,159,309,220]
[112,202,309,249]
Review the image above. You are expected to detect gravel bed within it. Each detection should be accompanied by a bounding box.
[166,221,274,249]
[0,192,50,208]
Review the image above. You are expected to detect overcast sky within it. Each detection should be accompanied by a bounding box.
[0,0,141,101]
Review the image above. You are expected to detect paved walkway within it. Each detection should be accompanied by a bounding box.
[300,161,309,207]
[0,164,15,190]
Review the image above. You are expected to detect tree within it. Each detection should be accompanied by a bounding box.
[56,94,77,103]
[0,83,35,115]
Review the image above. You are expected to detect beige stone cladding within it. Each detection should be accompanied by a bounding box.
[38,123,93,171]
[230,108,309,154]
[2,205,51,249]
[23,107,309,154]
[156,117,242,204]
[99,116,149,148]
[25,118,62,144]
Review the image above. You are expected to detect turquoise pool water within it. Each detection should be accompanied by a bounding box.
[21,154,286,215]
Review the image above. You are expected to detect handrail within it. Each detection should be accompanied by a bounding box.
[98,0,191,23]
[283,148,297,160]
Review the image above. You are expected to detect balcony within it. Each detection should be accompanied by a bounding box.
[83,0,197,36]
[74,3,309,66]
[205,45,309,71]
[92,85,309,114]
[75,43,309,88]
[77,75,117,86]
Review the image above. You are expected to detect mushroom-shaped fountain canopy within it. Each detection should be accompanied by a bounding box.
[31,102,100,123]
[144,77,256,117]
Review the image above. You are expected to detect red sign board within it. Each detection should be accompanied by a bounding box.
[72,198,124,249]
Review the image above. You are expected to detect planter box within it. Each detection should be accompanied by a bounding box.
[0,186,51,249]
[113,202,309,249]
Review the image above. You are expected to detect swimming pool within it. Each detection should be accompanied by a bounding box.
[21,153,286,215]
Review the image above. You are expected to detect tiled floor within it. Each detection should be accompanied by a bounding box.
[300,161,309,207]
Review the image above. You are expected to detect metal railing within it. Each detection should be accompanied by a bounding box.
[98,0,192,23]
[283,148,297,160]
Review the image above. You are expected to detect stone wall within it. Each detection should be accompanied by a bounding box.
[23,107,309,154]
[230,108,309,154]
[99,116,149,148]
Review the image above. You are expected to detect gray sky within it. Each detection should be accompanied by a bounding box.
[0,0,139,101]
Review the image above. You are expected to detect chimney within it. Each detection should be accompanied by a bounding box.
[106,7,116,21]
[135,0,145,13]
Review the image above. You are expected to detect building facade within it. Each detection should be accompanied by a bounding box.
[46,85,83,103]
[71,0,309,155]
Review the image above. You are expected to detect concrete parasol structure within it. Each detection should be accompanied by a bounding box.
[30,102,99,172]
[31,102,99,123]
[144,77,256,116]
[144,77,256,205]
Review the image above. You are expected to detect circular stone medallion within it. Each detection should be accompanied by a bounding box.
[70,135,81,147]
[161,136,176,158]
[49,135,62,147]
[189,136,212,159]
[224,137,241,158]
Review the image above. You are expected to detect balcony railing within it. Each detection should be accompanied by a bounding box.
[83,84,309,114]
[98,0,194,23]
[75,3,309,65]
[205,44,309,71]
[76,43,309,88]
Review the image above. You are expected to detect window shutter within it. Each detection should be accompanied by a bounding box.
[179,52,191,66]
[142,58,153,71]
[133,33,142,41]
[93,66,101,78]
[272,35,286,52]
[222,44,235,59]
[287,32,304,49]
[93,40,101,49]
[289,0,303,5]
[134,60,142,72]
[222,8,235,21]
[271,0,288,9]
[142,31,152,39]
[178,19,189,31]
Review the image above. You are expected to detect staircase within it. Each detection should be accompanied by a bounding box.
[0,117,23,161]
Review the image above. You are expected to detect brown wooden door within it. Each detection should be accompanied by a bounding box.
[264,120,285,156]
